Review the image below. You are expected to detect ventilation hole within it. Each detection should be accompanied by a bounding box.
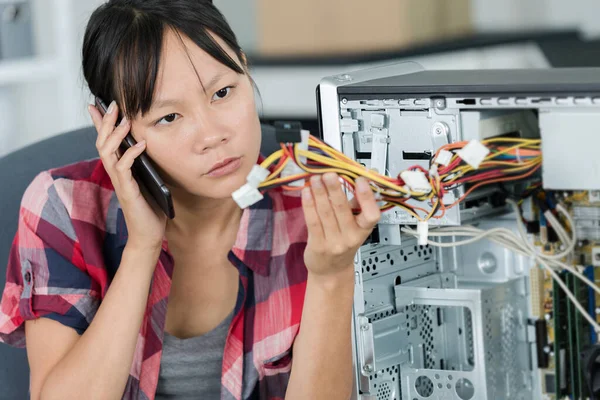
[387,254,391,259]
[366,266,370,272]
[395,276,402,285]
[456,378,475,400]
[415,376,434,398]
[429,248,433,254]
[373,265,377,271]
[414,246,418,251]
[375,256,379,262]
[391,259,395,265]
[362,260,366,266]
[418,251,422,257]
[400,249,404,256]
[403,256,407,262]
[369,258,372,264]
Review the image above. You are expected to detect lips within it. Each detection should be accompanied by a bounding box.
[207,157,241,174]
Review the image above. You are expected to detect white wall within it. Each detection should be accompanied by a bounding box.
[472,0,600,38]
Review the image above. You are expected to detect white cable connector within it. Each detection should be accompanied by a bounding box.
[456,140,490,169]
[282,130,310,187]
[246,165,270,188]
[232,165,270,209]
[232,184,263,209]
[417,221,429,246]
[434,149,453,167]
[429,164,439,179]
[400,170,432,193]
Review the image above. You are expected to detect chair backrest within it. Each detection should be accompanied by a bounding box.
[0,123,280,398]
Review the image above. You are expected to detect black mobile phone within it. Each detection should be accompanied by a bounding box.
[94,97,175,219]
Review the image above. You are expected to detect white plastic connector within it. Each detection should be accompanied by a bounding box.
[282,129,310,187]
[456,140,490,169]
[400,170,432,193]
[417,221,429,246]
[370,113,386,129]
[370,128,388,174]
[434,149,453,167]
[429,164,439,179]
[246,165,270,188]
[232,183,264,209]
[340,119,359,133]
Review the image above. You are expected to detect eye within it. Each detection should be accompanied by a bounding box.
[156,113,179,126]
[212,86,233,101]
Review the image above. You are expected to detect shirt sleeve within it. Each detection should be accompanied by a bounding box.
[0,171,101,347]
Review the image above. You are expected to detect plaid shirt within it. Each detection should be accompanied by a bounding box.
[0,158,309,400]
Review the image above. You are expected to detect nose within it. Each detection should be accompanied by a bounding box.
[199,131,229,153]
[192,117,231,153]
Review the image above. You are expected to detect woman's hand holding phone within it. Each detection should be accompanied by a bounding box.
[88,101,167,251]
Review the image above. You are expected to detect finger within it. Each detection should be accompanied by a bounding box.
[87,104,102,134]
[301,185,325,243]
[114,140,146,197]
[101,117,131,164]
[354,177,381,230]
[322,172,356,230]
[95,101,119,149]
[310,175,341,239]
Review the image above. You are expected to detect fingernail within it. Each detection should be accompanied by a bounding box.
[356,178,370,193]
[87,104,94,115]
[119,116,128,126]
[107,101,116,114]
[135,140,146,148]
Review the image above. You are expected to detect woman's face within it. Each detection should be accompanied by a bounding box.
[128,29,261,200]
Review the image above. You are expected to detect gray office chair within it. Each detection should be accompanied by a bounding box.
[0,123,280,399]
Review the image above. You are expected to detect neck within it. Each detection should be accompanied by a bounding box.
[165,189,243,243]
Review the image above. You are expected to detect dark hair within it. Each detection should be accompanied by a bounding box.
[82,0,247,120]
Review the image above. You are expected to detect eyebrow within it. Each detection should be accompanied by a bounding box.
[203,71,229,93]
[151,98,182,111]
[151,71,233,111]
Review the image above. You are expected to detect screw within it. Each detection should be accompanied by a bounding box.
[342,98,348,104]
[363,364,373,373]
[361,324,370,331]
[432,122,449,136]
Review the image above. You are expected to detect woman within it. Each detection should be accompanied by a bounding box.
[0,0,380,399]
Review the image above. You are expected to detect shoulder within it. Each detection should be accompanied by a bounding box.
[21,158,114,228]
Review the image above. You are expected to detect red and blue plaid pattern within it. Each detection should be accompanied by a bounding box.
[0,158,309,399]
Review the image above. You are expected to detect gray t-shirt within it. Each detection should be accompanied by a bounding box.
[154,311,234,399]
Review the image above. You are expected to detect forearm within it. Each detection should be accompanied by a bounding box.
[286,268,355,400]
[40,244,160,400]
